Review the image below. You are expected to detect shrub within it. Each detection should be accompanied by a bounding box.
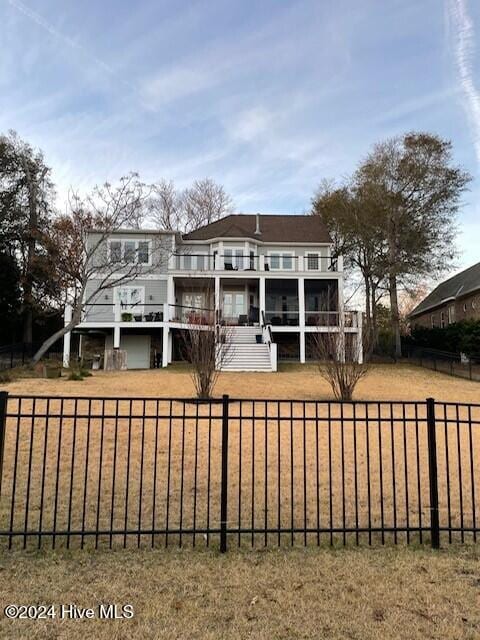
[0,369,12,383]
[67,371,84,381]
[405,320,480,356]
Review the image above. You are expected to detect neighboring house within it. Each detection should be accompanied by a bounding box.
[64,213,362,371]
[409,262,480,329]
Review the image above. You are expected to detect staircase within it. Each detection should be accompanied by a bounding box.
[218,326,273,372]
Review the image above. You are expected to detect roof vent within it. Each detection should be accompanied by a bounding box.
[254,213,261,235]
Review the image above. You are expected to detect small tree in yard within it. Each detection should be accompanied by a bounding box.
[32,174,160,364]
[179,305,232,399]
[312,324,371,401]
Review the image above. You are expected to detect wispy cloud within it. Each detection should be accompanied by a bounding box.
[447,0,480,163]
[5,0,151,109]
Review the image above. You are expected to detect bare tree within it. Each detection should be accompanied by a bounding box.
[148,177,234,233]
[181,178,233,232]
[32,174,162,363]
[147,179,181,231]
[178,292,232,398]
[312,320,370,401]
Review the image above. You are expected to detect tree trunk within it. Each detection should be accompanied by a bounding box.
[388,274,402,359]
[22,159,38,345]
[32,308,81,364]
[371,282,379,349]
[22,308,33,344]
[363,274,373,346]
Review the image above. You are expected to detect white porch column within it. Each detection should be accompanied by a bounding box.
[298,277,305,328]
[215,276,221,320]
[259,276,266,323]
[337,274,344,325]
[167,329,173,363]
[113,325,121,348]
[162,327,170,367]
[167,275,175,320]
[63,333,71,368]
[299,330,306,363]
[62,303,72,367]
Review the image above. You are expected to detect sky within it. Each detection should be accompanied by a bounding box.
[1,0,479,276]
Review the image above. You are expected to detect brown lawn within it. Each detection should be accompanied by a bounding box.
[2,361,480,402]
[0,364,479,551]
[0,546,479,639]
[0,365,479,638]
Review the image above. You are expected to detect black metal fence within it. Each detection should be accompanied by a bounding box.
[0,393,479,551]
[405,347,480,382]
[0,342,63,371]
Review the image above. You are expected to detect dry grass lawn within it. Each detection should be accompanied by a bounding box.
[0,365,479,638]
[0,546,479,639]
[3,361,480,402]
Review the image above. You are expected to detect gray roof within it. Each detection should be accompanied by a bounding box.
[182,214,332,243]
[410,262,480,317]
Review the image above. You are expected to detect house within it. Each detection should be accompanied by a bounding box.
[63,213,363,371]
[409,262,480,329]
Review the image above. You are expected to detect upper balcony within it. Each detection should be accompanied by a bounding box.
[169,253,342,274]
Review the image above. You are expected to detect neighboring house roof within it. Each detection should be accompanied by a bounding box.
[182,214,332,243]
[410,262,480,317]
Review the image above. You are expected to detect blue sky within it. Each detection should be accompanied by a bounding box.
[1,0,479,274]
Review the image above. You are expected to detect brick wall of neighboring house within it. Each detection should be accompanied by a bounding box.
[411,289,480,328]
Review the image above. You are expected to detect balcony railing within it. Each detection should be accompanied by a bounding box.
[305,311,358,327]
[81,303,164,324]
[170,253,340,273]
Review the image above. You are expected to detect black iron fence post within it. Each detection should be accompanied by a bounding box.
[220,394,230,553]
[0,391,8,496]
[426,397,440,549]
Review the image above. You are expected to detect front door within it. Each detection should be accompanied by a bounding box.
[223,291,245,321]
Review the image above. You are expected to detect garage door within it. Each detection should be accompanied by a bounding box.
[105,334,151,369]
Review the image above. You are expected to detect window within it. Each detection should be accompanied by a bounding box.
[224,249,233,269]
[464,303,467,313]
[138,241,150,264]
[124,241,136,264]
[270,254,281,270]
[108,239,151,265]
[431,315,435,328]
[115,286,145,315]
[267,252,294,270]
[196,254,205,271]
[448,305,455,324]
[440,311,445,328]
[110,241,122,263]
[307,253,319,271]
[183,254,192,270]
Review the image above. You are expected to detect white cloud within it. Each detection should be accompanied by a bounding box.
[447,0,480,164]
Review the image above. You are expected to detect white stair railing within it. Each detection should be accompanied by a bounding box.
[261,311,277,372]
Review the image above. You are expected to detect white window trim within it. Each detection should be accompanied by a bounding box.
[306,252,321,271]
[114,285,146,317]
[267,251,295,271]
[224,246,247,270]
[108,239,152,266]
